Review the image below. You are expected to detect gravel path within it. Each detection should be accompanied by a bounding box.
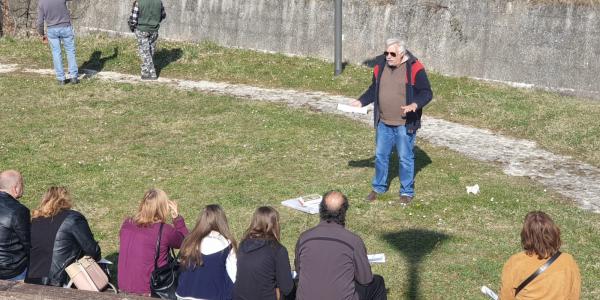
[2,63,599,213]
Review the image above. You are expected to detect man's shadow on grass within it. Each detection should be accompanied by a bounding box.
[154,48,183,76]
[80,48,119,72]
[383,230,451,300]
[348,146,431,188]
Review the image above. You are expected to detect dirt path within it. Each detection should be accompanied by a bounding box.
[2,63,599,213]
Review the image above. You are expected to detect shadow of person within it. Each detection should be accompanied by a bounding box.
[383,230,451,299]
[154,48,183,76]
[80,47,119,72]
[348,146,432,187]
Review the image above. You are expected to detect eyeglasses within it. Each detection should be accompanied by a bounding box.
[384,51,397,57]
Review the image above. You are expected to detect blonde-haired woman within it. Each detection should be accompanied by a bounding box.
[176,204,238,300]
[118,188,189,296]
[25,187,101,286]
[233,206,294,300]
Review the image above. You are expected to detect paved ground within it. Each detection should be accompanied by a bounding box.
[2,62,599,213]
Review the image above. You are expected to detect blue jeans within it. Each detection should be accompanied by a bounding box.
[7,268,27,281]
[372,122,416,196]
[47,26,78,81]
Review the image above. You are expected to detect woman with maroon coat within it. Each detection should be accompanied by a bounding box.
[118,188,188,296]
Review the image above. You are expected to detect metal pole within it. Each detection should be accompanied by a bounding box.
[334,0,342,76]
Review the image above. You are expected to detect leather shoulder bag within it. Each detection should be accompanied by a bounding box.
[150,223,180,299]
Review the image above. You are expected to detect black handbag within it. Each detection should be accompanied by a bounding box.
[150,223,179,299]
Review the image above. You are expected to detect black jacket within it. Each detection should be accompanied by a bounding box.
[233,239,294,300]
[26,209,101,286]
[359,51,433,132]
[0,191,31,279]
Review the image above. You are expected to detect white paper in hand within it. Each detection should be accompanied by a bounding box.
[480,286,498,300]
[367,253,385,264]
[337,103,368,115]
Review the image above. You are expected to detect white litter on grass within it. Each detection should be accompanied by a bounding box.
[337,103,369,114]
[467,184,480,195]
[368,253,386,264]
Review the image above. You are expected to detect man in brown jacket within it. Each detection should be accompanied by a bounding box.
[294,191,386,300]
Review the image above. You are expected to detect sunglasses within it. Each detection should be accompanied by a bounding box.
[384,51,397,57]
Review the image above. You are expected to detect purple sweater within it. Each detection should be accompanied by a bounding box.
[118,216,188,295]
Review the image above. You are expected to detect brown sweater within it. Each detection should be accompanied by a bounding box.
[500,251,580,300]
[378,63,407,126]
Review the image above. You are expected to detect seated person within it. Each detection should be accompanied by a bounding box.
[0,170,30,281]
[177,204,237,300]
[233,206,294,300]
[118,188,188,296]
[295,191,386,300]
[26,186,101,286]
[499,211,580,299]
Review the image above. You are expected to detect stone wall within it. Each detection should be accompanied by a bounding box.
[61,0,600,98]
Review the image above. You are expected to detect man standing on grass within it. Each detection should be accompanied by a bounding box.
[0,170,30,281]
[37,0,79,85]
[351,38,433,205]
[295,191,386,300]
[128,0,166,80]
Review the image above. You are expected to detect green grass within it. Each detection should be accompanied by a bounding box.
[1,35,599,168]
[1,73,599,298]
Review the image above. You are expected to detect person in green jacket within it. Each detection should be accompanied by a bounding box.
[128,0,166,80]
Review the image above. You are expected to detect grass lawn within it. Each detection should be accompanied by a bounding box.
[1,73,599,299]
[1,35,599,169]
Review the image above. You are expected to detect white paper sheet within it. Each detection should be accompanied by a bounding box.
[337,103,369,115]
[480,286,499,300]
[281,194,323,214]
[367,253,386,264]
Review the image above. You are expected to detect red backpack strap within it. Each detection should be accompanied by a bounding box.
[373,64,380,80]
[408,60,424,85]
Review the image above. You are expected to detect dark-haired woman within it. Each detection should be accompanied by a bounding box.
[499,211,580,300]
[176,205,237,300]
[233,206,294,300]
[25,187,101,286]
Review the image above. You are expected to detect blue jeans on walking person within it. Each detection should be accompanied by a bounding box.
[47,26,78,81]
[372,122,416,197]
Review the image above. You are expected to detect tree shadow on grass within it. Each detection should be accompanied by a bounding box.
[383,230,451,300]
[348,146,432,188]
[80,48,119,72]
[154,48,183,76]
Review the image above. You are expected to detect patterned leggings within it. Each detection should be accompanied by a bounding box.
[135,30,159,77]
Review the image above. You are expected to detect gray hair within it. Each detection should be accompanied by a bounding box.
[385,38,406,55]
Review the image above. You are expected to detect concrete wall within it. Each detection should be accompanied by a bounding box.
[72,0,600,98]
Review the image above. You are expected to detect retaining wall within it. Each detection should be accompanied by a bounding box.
[62,0,600,98]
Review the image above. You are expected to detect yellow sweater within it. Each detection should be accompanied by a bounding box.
[500,251,580,300]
